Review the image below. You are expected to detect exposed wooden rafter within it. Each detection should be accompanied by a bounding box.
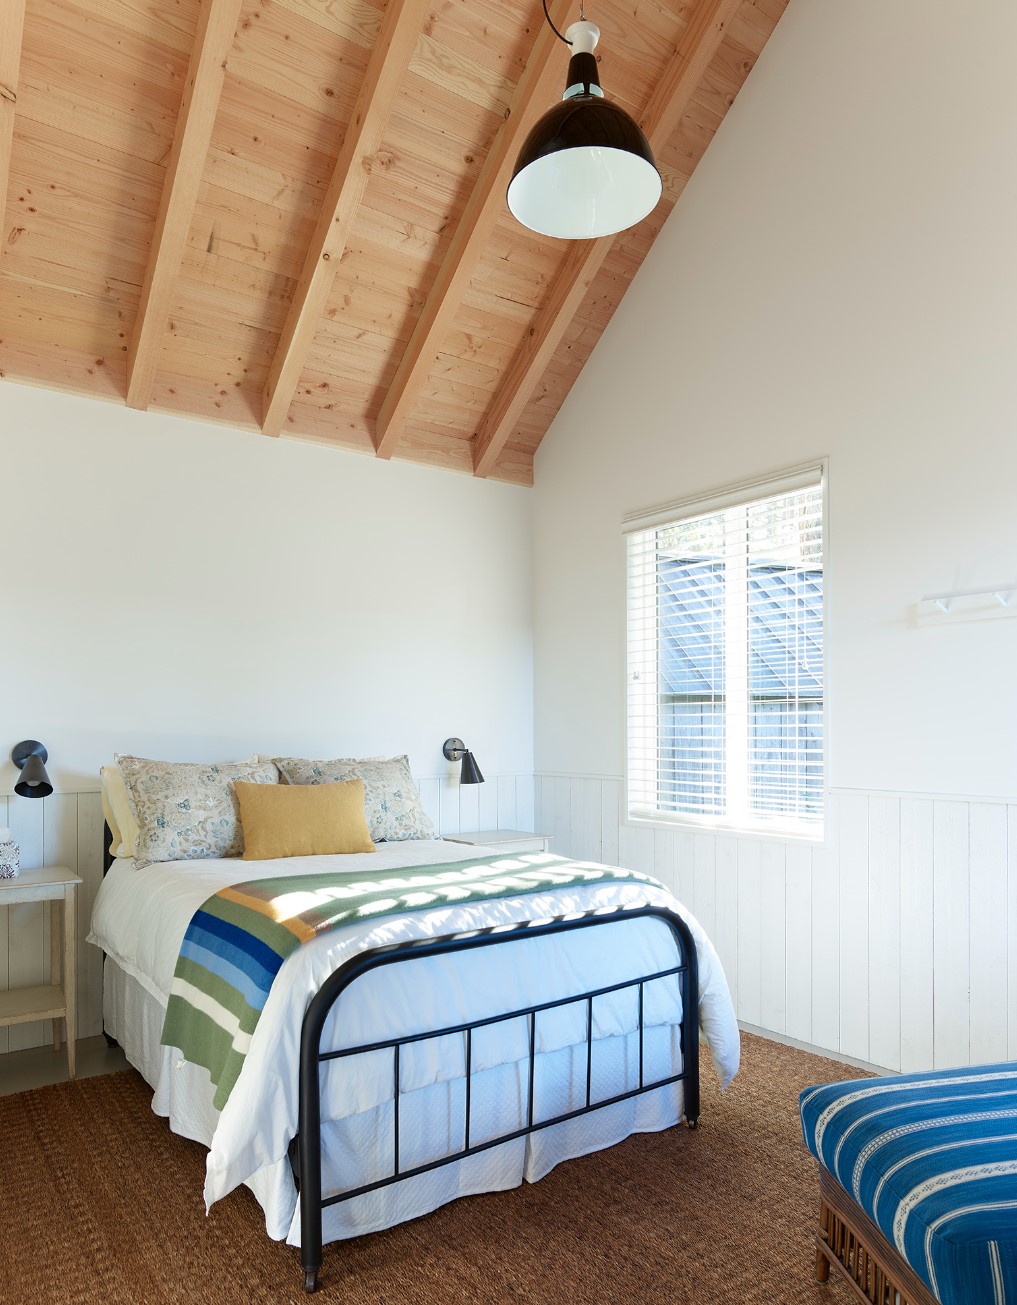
[0,0,28,260]
[473,0,744,478]
[126,0,245,411]
[261,0,432,438]
[372,0,576,462]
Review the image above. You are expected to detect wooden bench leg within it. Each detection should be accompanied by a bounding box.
[814,1239,832,1283]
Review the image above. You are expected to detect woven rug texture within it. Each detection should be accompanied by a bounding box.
[0,1031,865,1304]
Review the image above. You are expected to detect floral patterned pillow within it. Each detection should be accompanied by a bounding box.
[273,755,434,842]
[116,755,279,869]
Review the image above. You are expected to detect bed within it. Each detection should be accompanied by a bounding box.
[89,759,738,1293]
[801,1064,1017,1305]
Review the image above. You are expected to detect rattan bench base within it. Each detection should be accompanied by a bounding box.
[814,1168,939,1305]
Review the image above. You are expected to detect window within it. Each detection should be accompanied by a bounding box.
[626,467,824,837]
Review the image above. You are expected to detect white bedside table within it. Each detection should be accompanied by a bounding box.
[0,866,81,1078]
[447,829,552,855]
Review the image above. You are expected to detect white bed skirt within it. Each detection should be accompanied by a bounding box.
[103,958,687,1247]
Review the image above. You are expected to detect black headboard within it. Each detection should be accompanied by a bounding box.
[102,820,115,874]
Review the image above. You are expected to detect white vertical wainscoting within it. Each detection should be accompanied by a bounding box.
[535,778,1017,1073]
[0,776,534,1061]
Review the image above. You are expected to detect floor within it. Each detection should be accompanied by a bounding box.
[0,1034,127,1096]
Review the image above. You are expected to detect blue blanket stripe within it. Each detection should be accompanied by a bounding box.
[188,908,285,982]
[178,939,273,1012]
[183,923,279,995]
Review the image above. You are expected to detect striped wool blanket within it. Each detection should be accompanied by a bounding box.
[161,852,657,1110]
[801,1063,1017,1305]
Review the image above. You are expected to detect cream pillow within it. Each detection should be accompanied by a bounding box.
[273,755,435,842]
[116,755,279,869]
[235,779,375,860]
[100,764,140,859]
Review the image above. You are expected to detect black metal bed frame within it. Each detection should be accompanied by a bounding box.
[101,826,700,1296]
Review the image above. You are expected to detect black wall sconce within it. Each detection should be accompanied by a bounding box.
[12,740,53,798]
[442,738,484,785]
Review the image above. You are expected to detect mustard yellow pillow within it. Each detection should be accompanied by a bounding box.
[235,779,375,860]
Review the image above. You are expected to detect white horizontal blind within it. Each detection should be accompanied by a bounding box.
[626,473,824,836]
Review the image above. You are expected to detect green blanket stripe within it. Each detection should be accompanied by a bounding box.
[161,854,660,1111]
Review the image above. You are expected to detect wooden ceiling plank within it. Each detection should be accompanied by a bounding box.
[473,0,744,477]
[126,0,245,411]
[372,0,576,460]
[0,0,28,262]
[260,0,431,437]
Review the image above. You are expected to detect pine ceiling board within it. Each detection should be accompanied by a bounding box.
[4,133,157,301]
[392,422,475,474]
[18,0,190,164]
[185,184,317,287]
[202,140,327,214]
[0,278,126,357]
[418,375,500,424]
[408,32,515,120]
[314,272,417,348]
[82,0,198,54]
[429,349,502,394]
[418,0,533,83]
[210,72,345,186]
[730,0,788,51]
[227,0,369,126]
[266,0,384,52]
[0,337,127,399]
[345,200,449,273]
[149,370,262,428]
[281,405,377,456]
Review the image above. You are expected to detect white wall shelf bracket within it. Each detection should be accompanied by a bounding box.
[920,584,1016,613]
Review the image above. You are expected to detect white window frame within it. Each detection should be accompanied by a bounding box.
[623,461,829,843]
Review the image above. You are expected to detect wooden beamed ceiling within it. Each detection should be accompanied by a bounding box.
[0,0,786,485]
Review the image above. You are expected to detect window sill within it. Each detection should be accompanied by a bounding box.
[624,812,827,849]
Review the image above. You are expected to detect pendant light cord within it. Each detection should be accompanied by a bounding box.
[543,0,573,45]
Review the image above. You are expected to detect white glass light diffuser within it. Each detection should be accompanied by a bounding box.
[508,19,661,240]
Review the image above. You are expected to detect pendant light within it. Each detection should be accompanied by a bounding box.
[507,4,661,240]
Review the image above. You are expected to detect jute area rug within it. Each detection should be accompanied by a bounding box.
[0,1032,864,1305]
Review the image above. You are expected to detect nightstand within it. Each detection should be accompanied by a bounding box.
[0,866,81,1078]
[447,829,552,855]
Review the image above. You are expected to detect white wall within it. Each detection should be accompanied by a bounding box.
[2,382,534,788]
[532,0,1017,1066]
[0,381,535,1054]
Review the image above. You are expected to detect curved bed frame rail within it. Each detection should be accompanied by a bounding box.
[296,904,700,1293]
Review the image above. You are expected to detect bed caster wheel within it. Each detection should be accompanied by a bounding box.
[304,1270,319,1293]
[687,1117,699,1130]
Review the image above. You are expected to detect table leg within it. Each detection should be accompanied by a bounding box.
[50,898,61,1051]
[64,884,76,1079]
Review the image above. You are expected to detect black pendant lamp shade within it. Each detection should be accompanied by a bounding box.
[508,19,661,240]
[12,740,53,798]
[442,737,485,785]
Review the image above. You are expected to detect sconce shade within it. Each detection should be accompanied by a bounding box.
[442,737,484,785]
[12,740,53,799]
[507,20,661,240]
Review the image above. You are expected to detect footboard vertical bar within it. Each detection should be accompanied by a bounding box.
[527,1011,536,1129]
[585,996,593,1108]
[393,1044,401,1177]
[298,1017,324,1291]
[464,1027,472,1152]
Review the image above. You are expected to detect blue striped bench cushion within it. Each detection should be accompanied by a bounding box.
[801,1063,1017,1305]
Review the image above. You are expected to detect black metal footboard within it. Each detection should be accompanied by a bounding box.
[294,905,700,1293]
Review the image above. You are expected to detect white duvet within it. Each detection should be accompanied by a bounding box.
[89,839,738,1244]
